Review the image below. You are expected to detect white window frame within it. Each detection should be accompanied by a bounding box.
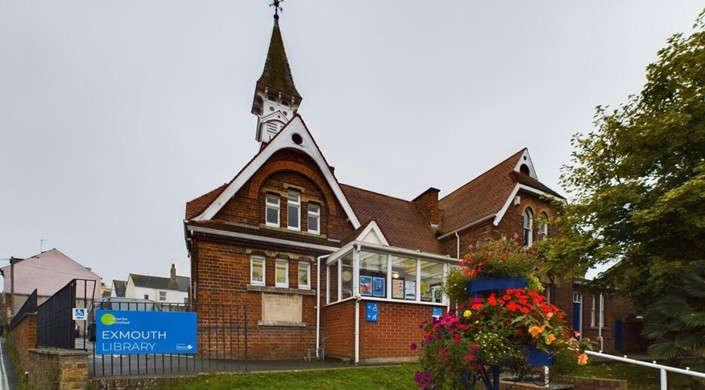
[265,194,280,227]
[590,295,596,327]
[158,290,167,301]
[523,207,534,246]
[250,256,266,286]
[307,202,320,234]
[287,190,301,231]
[275,259,289,288]
[298,261,311,290]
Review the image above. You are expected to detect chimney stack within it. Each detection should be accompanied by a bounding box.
[170,264,176,281]
[413,187,440,228]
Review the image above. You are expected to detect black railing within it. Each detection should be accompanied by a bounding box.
[89,302,248,377]
[8,289,37,330]
[37,279,96,349]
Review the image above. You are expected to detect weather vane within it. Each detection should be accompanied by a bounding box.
[270,0,283,20]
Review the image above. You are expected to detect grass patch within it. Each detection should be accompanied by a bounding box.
[159,365,419,390]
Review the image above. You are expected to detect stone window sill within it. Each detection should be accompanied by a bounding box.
[257,320,307,327]
[247,285,315,296]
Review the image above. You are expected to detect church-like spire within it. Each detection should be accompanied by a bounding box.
[251,1,302,144]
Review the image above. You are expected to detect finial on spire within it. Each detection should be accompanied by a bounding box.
[270,0,283,21]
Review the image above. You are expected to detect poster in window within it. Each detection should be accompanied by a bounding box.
[420,283,431,302]
[405,280,416,300]
[392,279,404,299]
[359,276,372,296]
[373,277,385,298]
[432,285,443,303]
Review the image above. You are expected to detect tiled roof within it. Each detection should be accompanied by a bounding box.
[185,183,228,220]
[512,172,565,199]
[438,149,525,233]
[256,21,301,99]
[340,184,447,255]
[129,274,190,293]
[113,280,126,297]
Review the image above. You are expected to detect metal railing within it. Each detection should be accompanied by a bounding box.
[37,279,96,349]
[8,289,37,330]
[89,302,248,377]
[585,350,705,389]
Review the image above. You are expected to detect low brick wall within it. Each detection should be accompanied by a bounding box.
[7,313,37,371]
[27,348,90,390]
[555,375,628,390]
[92,375,196,389]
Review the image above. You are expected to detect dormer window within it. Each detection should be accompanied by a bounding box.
[266,194,280,227]
[523,207,534,246]
[307,203,320,234]
[287,190,301,231]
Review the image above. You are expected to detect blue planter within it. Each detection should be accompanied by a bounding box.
[466,277,526,294]
[524,345,555,366]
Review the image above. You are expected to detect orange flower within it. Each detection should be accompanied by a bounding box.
[546,334,556,345]
[577,353,588,365]
[529,326,543,338]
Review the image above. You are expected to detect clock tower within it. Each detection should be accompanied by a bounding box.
[251,8,302,144]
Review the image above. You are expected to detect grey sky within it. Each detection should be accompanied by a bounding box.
[1,1,702,285]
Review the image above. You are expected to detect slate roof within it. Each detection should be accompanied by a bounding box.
[112,280,126,297]
[340,184,447,255]
[129,274,190,293]
[256,20,301,99]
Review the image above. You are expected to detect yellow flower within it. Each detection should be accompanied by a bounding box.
[546,334,556,345]
[463,310,472,319]
[577,353,588,365]
[528,325,544,338]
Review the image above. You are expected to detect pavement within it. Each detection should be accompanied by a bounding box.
[0,338,18,390]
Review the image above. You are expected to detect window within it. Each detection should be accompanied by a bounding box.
[265,194,280,227]
[159,291,166,301]
[391,256,417,301]
[538,212,549,240]
[328,260,339,303]
[307,203,320,234]
[251,256,265,286]
[590,295,596,327]
[359,252,388,299]
[298,262,311,290]
[523,207,534,246]
[144,294,149,300]
[276,259,289,288]
[287,190,301,230]
[420,261,444,303]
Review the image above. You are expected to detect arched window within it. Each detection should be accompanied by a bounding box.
[538,212,549,240]
[523,208,534,246]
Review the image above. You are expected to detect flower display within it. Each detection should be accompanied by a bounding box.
[414,235,592,389]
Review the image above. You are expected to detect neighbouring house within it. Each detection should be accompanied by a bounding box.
[123,264,189,304]
[111,280,127,298]
[184,12,629,363]
[0,248,102,325]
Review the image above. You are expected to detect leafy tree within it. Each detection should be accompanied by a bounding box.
[550,8,705,368]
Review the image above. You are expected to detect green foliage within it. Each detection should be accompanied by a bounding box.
[550,8,705,367]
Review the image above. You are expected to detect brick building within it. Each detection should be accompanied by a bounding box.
[183,13,630,362]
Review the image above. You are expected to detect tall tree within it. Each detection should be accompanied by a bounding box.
[552,9,705,365]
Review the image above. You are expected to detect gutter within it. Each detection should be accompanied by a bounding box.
[437,214,496,240]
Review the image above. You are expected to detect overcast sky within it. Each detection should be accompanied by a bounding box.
[1,1,702,286]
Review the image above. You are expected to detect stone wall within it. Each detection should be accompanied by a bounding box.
[27,348,90,390]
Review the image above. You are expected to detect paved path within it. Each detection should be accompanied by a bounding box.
[0,338,17,390]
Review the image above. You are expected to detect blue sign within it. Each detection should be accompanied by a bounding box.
[432,307,443,319]
[96,310,197,355]
[366,302,378,322]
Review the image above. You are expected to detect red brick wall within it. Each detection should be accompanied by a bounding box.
[8,313,37,371]
[322,301,354,360]
[359,301,442,361]
[193,241,321,359]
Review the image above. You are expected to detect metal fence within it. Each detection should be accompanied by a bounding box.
[37,279,96,349]
[8,289,37,330]
[88,302,248,377]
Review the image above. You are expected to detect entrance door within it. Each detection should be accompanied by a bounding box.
[572,292,582,337]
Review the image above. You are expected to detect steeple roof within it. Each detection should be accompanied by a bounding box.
[256,19,301,99]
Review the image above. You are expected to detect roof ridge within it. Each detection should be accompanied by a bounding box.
[440,148,525,202]
[339,183,415,204]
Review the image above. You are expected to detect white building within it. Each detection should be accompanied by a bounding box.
[123,264,189,304]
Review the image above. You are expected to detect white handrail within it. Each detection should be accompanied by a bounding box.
[584,350,705,389]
